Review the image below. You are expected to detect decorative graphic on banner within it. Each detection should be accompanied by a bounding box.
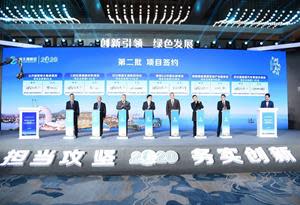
[270,56,281,76]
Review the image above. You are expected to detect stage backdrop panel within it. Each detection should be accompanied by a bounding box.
[1,48,288,131]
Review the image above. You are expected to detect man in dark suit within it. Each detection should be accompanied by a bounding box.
[116,94,131,136]
[142,94,155,119]
[191,95,204,137]
[66,93,80,137]
[217,94,230,137]
[93,96,106,136]
[261,93,274,108]
[166,92,181,136]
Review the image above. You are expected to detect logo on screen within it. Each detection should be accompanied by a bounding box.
[9,56,17,64]
[270,57,281,76]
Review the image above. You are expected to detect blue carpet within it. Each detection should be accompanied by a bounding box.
[1,172,300,205]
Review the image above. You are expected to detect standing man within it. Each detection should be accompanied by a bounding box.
[191,95,204,137]
[217,94,230,137]
[166,92,181,136]
[142,94,155,118]
[93,96,106,136]
[66,93,80,137]
[116,94,131,136]
[261,93,274,108]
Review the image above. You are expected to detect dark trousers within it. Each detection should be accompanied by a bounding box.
[74,115,78,136]
[168,116,171,136]
[126,121,128,136]
[100,118,103,136]
[217,112,222,136]
[193,121,197,136]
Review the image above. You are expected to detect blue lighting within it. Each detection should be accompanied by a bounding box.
[96,0,102,11]
[195,0,202,13]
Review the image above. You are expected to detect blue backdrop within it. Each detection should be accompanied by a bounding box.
[1,48,288,131]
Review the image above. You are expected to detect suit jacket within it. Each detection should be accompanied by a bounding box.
[217,100,230,112]
[116,100,131,120]
[142,101,155,119]
[260,100,274,108]
[66,100,80,116]
[93,102,106,119]
[191,101,204,121]
[166,99,180,117]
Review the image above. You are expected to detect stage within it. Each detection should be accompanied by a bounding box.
[0,129,299,175]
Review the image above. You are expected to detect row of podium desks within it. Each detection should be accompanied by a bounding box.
[18,107,279,140]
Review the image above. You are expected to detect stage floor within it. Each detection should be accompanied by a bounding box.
[0,129,300,175]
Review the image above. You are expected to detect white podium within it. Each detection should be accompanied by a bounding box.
[144,110,154,139]
[64,109,75,139]
[18,107,40,139]
[90,110,102,139]
[117,109,128,140]
[194,110,207,139]
[257,108,278,138]
[220,110,232,139]
[169,110,181,139]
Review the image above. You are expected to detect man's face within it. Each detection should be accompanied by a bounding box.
[170,93,174,99]
[121,95,126,101]
[193,96,198,101]
[70,95,75,101]
[265,95,270,101]
[97,96,102,102]
[147,96,152,101]
[221,96,225,101]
